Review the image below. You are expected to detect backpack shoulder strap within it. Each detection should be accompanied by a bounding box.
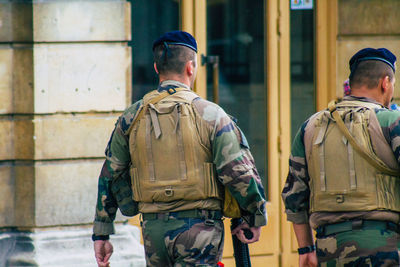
[328,100,400,176]
[126,87,188,134]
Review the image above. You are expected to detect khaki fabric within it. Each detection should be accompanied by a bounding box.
[305,100,400,213]
[129,89,224,213]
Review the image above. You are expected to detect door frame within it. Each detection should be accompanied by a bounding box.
[181,0,207,99]
[316,0,338,111]
[181,0,290,265]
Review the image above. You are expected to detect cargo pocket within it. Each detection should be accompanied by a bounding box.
[130,167,141,202]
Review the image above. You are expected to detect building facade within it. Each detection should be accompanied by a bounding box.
[0,0,399,266]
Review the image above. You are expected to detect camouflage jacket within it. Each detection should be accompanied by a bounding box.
[94,80,267,236]
[282,96,400,227]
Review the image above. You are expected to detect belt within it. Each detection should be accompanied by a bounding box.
[142,209,223,221]
[316,220,400,237]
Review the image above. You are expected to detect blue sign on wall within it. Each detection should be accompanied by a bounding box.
[291,0,313,10]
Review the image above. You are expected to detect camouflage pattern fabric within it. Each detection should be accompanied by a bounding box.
[316,229,400,266]
[282,96,400,225]
[142,216,224,267]
[281,96,400,265]
[94,80,267,235]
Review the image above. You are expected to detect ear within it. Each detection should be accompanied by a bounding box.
[186,60,194,76]
[381,75,390,93]
[154,63,159,74]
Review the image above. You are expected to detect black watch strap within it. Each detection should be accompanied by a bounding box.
[92,234,110,242]
[297,245,316,255]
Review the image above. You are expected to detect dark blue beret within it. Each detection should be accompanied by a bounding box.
[152,31,197,52]
[349,48,396,73]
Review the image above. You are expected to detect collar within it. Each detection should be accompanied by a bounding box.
[157,80,190,92]
[343,95,386,109]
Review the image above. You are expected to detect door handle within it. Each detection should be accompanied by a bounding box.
[201,54,220,104]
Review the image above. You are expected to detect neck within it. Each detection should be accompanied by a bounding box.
[159,80,190,89]
[159,74,191,88]
[350,86,385,106]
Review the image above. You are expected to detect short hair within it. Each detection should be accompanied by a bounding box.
[349,60,394,89]
[153,44,196,76]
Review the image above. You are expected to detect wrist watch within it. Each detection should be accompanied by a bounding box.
[297,245,315,255]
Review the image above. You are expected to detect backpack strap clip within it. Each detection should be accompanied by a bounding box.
[167,87,177,94]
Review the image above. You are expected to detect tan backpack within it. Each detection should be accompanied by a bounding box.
[129,88,224,205]
[306,100,400,213]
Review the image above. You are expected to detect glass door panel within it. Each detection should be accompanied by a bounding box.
[131,0,180,103]
[206,0,267,191]
[290,7,315,140]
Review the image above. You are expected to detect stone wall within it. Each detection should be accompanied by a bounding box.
[337,0,400,100]
[0,1,144,266]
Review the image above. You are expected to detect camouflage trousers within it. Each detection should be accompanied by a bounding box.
[316,226,400,266]
[141,215,224,267]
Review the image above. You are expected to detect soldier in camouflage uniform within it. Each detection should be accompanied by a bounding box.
[282,48,400,267]
[93,31,267,267]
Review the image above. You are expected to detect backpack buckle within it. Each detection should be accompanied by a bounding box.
[165,187,174,197]
[167,88,177,95]
[336,194,345,203]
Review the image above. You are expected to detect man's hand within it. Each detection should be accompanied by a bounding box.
[94,240,113,267]
[292,223,317,267]
[299,251,317,267]
[231,221,261,244]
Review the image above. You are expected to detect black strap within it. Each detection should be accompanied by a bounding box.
[298,245,316,255]
[142,209,223,221]
[317,220,400,237]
